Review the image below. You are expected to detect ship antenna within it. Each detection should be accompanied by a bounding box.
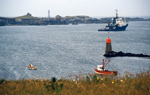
[124,17,126,23]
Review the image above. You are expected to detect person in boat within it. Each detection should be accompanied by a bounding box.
[28,64,33,68]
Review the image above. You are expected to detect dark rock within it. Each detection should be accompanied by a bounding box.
[104,51,150,58]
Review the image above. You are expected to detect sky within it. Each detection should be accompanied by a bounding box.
[0,0,150,17]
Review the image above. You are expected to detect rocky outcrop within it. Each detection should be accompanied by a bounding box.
[0,14,68,26]
[104,51,150,58]
[0,13,150,26]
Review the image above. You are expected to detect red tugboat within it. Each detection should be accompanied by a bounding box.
[94,59,118,75]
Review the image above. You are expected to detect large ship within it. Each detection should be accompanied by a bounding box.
[98,10,128,31]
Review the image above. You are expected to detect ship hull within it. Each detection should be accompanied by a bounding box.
[94,68,118,75]
[28,66,37,70]
[98,24,128,31]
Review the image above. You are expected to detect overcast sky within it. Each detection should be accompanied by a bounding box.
[0,0,150,17]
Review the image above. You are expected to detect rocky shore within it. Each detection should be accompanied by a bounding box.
[104,51,150,58]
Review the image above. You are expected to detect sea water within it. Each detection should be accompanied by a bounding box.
[0,21,150,80]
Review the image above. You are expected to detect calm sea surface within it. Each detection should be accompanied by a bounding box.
[0,21,150,80]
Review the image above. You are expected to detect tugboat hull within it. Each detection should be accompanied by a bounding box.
[98,24,128,31]
[94,68,118,76]
[28,66,37,70]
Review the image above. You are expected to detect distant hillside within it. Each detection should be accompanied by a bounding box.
[64,15,90,19]
[63,15,100,23]
[0,13,150,26]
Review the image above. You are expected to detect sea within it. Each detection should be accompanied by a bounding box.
[0,21,150,80]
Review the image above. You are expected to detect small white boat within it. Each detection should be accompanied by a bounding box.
[28,64,37,70]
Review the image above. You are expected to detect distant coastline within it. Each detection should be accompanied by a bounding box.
[0,13,150,26]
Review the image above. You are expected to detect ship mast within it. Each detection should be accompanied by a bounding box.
[116,9,118,18]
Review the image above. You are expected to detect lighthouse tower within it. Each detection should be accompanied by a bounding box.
[105,32,112,54]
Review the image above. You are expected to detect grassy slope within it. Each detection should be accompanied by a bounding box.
[0,69,150,95]
[15,15,37,19]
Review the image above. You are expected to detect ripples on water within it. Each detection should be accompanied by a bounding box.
[0,21,150,79]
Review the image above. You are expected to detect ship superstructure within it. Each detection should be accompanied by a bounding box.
[98,10,128,31]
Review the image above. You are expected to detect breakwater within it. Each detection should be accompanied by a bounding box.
[104,51,150,58]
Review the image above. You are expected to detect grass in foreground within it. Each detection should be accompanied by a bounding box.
[0,70,150,95]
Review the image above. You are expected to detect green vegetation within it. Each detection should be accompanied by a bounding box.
[0,69,150,95]
[15,15,36,19]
